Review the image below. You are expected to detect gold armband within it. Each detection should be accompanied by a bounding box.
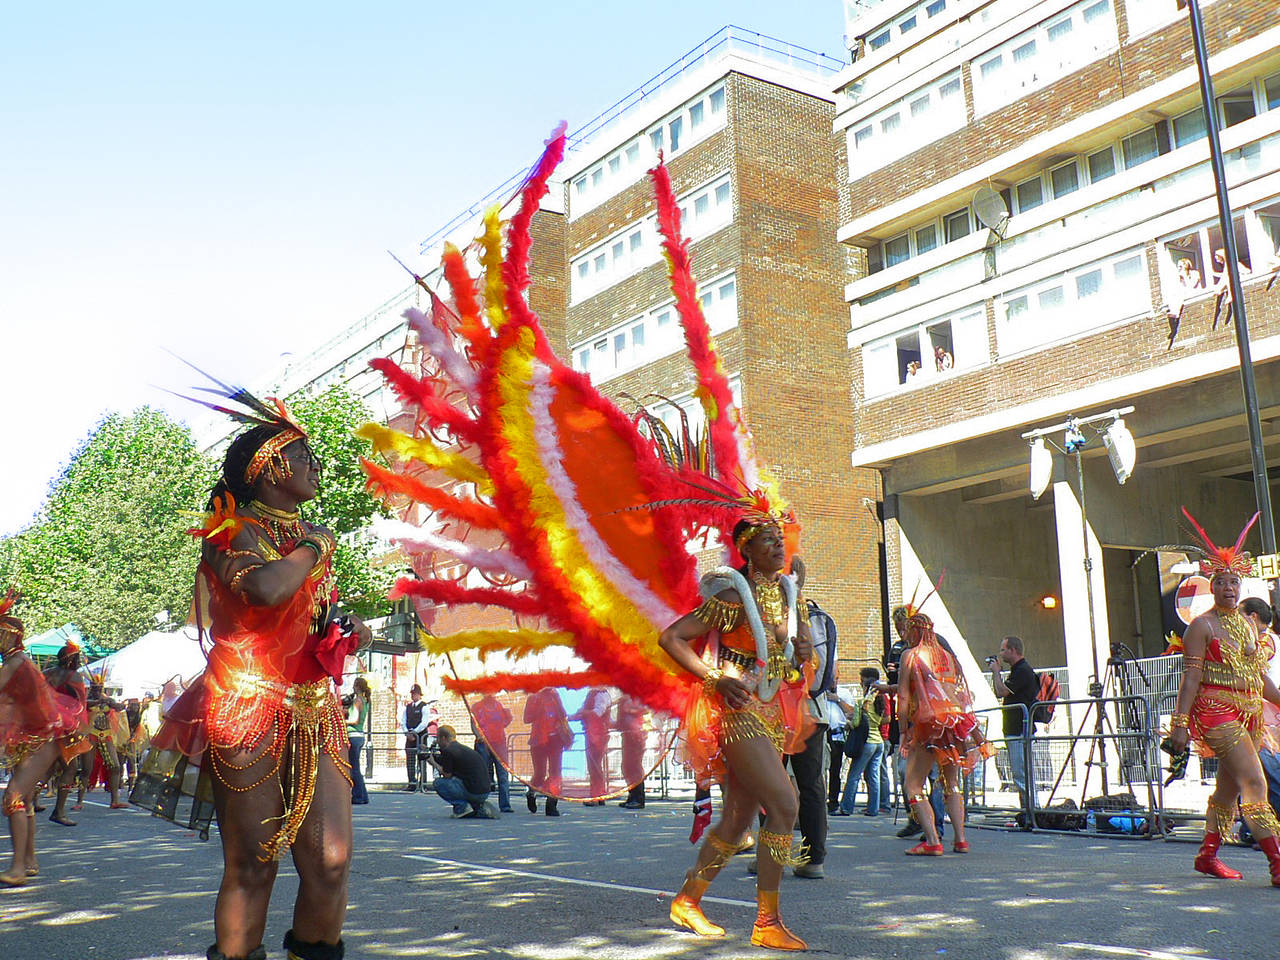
[796,599,811,624]
[1170,713,1190,730]
[702,668,724,697]
[1183,656,1205,671]
[693,596,743,633]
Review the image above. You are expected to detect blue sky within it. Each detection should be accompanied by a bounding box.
[0,2,845,536]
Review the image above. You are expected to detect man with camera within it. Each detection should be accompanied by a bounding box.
[989,636,1038,827]
[426,725,499,819]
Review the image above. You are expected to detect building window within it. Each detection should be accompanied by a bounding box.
[998,248,1150,356]
[625,142,640,164]
[1172,108,1206,148]
[885,233,911,267]
[715,181,731,206]
[1218,92,1256,128]
[915,223,938,254]
[591,167,603,187]
[1083,0,1110,22]
[1162,216,1251,300]
[690,102,704,128]
[1265,73,1280,111]
[1016,176,1043,213]
[927,0,946,16]
[1050,161,1080,198]
[899,15,917,33]
[1013,40,1036,64]
[863,307,987,397]
[980,54,1003,80]
[650,129,663,153]
[1046,16,1073,43]
[943,208,971,242]
[869,30,891,50]
[710,88,725,114]
[847,69,966,179]
[1121,128,1159,168]
[1087,146,1116,182]
[575,178,587,195]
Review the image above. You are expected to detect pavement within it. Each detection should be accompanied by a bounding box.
[1,789,1276,960]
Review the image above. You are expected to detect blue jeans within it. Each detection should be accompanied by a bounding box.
[840,741,884,815]
[433,776,490,815]
[348,734,368,804]
[1008,735,1029,804]
[878,748,892,810]
[476,741,511,811]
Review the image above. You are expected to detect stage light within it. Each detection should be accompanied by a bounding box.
[1040,595,1058,609]
[1103,417,1136,484]
[1029,437,1052,500]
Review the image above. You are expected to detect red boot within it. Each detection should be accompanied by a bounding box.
[1257,836,1280,887]
[1193,832,1242,880]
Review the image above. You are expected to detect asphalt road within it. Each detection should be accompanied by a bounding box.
[1,789,1275,960]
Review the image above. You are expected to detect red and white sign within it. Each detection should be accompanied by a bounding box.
[1174,576,1213,625]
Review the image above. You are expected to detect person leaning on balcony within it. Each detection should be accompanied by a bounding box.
[989,636,1038,828]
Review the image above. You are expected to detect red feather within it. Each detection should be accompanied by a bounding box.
[390,577,547,617]
[367,358,478,442]
[361,459,502,530]
[443,668,619,696]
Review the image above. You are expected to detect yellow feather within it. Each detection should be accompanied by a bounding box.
[356,423,494,495]
[418,627,572,662]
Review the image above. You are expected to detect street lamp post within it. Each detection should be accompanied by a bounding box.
[1184,0,1278,559]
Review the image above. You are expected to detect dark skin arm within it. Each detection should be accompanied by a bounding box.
[205,516,332,608]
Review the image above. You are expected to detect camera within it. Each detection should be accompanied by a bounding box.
[984,655,998,667]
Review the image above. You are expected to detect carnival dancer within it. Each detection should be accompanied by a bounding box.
[886,595,991,856]
[138,384,370,960]
[1168,509,1280,885]
[660,519,815,950]
[524,687,569,816]
[44,641,89,827]
[0,592,89,885]
[360,130,816,949]
[85,676,130,808]
[571,686,611,804]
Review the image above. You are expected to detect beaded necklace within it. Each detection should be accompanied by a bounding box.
[750,570,786,627]
[250,499,305,548]
[1212,606,1266,693]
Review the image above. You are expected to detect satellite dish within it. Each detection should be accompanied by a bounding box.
[973,186,1010,237]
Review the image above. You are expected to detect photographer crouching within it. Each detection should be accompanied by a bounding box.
[426,725,499,819]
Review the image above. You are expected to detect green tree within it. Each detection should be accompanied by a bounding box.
[290,385,394,619]
[1,408,213,648]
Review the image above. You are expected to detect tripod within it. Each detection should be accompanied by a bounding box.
[1042,647,1158,831]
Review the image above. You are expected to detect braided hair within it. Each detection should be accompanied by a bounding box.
[206,424,293,509]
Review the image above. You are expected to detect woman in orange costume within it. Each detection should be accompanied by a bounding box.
[572,686,612,804]
[523,686,568,816]
[0,593,89,886]
[893,603,990,856]
[659,518,815,952]
[143,389,370,960]
[1168,509,1280,885]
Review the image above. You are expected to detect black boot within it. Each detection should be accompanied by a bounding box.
[283,929,344,960]
[526,790,538,813]
[545,797,560,817]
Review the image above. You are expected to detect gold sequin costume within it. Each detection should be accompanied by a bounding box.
[1189,608,1275,757]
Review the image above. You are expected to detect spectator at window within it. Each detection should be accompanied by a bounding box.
[934,346,954,371]
[1176,257,1203,290]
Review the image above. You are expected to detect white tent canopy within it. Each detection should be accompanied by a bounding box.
[87,629,207,698]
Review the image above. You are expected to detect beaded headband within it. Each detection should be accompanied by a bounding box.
[244,428,308,487]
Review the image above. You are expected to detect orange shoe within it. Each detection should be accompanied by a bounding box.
[670,894,725,938]
[905,842,944,856]
[751,890,807,951]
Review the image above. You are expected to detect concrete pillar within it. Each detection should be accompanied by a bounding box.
[896,527,999,713]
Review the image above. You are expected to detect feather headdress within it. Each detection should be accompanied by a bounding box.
[1180,506,1260,577]
[0,588,17,619]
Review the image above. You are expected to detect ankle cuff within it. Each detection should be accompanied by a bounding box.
[283,930,344,960]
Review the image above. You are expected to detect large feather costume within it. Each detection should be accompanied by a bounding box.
[362,129,797,799]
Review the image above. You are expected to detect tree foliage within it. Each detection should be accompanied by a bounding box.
[0,408,213,649]
[289,385,394,619]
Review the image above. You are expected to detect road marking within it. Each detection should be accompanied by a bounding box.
[1060,943,1229,960]
[402,853,756,907]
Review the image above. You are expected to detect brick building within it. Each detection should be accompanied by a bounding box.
[556,29,883,674]
[833,0,1280,702]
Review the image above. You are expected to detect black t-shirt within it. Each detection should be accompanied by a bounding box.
[438,740,492,795]
[1002,658,1038,736]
